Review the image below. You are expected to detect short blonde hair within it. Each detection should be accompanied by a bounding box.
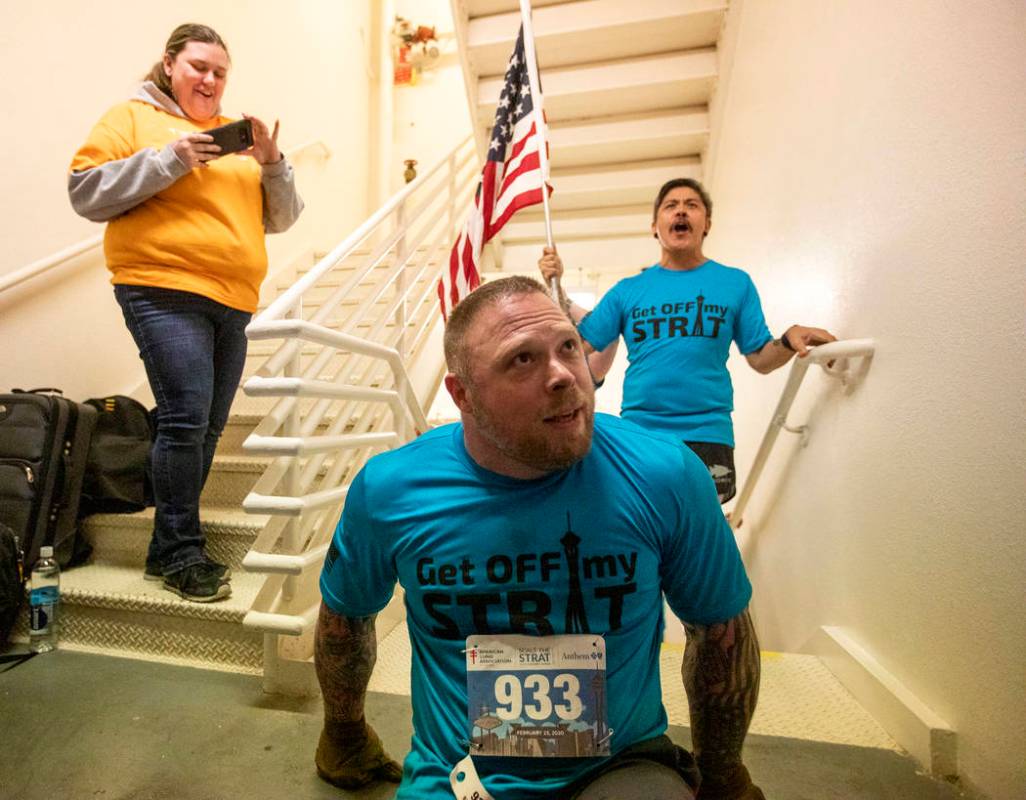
[443,276,551,381]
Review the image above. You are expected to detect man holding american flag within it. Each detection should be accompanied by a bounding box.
[437,26,551,321]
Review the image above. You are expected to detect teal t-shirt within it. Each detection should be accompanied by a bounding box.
[578,262,773,446]
[320,414,752,799]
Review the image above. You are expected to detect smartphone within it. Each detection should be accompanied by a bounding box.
[204,119,253,156]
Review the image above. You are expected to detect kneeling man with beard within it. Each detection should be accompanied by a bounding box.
[314,276,765,800]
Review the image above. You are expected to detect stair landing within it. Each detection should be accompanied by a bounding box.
[368,621,900,752]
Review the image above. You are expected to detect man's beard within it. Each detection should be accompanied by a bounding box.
[467,389,595,474]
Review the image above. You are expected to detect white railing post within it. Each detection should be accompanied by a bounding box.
[281,297,304,601]
[262,632,282,694]
[394,198,409,364]
[392,195,411,443]
[238,137,472,681]
[448,150,458,242]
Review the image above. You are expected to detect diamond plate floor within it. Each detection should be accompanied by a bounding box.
[59,562,264,611]
[368,622,899,751]
[13,563,267,674]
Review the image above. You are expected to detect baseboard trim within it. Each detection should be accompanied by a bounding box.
[810,626,957,779]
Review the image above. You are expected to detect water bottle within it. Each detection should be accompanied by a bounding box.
[29,545,60,653]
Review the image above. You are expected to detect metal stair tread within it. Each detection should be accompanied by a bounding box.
[217,451,335,465]
[255,292,410,314]
[245,341,331,356]
[227,410,344,428]
[211,453,273,471]
[226,412,264,426]
[58,562,263,622]
[82,505,269,533]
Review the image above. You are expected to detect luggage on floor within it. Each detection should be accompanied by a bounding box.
[79,395,154,517]
[0,389,97,568]
[0,521,25,649]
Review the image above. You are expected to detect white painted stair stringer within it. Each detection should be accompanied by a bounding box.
[811,626,958,779]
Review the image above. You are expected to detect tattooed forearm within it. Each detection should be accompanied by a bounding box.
[681,607,761,778]
[314,602,378,724]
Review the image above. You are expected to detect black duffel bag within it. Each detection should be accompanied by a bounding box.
[78,395,154,517]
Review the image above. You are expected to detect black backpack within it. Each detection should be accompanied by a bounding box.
[0,521,25,649]
[78,396,155,517]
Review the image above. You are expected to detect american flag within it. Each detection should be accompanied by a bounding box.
[438,26,551,320]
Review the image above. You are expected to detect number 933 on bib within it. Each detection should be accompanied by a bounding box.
[464,634,609,758]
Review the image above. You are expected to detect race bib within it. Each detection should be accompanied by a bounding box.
[464,634,610,758]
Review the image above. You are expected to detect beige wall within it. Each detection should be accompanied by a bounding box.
[0,1,376,398]
[392,0,474,190]
[708,2,1026,797]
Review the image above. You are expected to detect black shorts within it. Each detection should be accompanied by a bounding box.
[564,735,699,799]
[684,441,736,504]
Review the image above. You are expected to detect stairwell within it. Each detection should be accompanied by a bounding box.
[452,0,724,276]
[1,2,1013,795]
[3,6,970,792]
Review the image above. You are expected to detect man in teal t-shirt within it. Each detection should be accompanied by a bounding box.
[540,178,837,502]
[313,277,766,799]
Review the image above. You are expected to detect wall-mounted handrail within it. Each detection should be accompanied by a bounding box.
[287,140,332,160]
[730,338,876,530]
[0,234,104,295]
[0,139,332,297]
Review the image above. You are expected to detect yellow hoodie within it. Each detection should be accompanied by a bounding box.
[69,84,302,312]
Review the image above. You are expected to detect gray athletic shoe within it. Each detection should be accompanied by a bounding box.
[145,558,231,583]
[162,563,232,603]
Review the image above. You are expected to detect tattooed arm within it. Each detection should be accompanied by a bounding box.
[313,602,402,789]
[682,606,766,800]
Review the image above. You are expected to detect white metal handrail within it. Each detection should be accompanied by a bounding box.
[240,135,478,646]
[0,139,332,296]
[258,138,474,323]
[730,338,876,530]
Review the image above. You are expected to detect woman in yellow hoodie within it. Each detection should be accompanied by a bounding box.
[69,23,303,602]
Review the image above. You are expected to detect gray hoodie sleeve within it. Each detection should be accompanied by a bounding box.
[260,157,304,233]
[67,145,190,222]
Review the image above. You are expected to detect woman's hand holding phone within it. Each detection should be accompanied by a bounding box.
[171,132,220,169]
[242,114,281,165]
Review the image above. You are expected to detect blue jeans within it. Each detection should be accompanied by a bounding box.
[114,285,251,574]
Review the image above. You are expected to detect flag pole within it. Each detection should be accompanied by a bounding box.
[518,0,559,300]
